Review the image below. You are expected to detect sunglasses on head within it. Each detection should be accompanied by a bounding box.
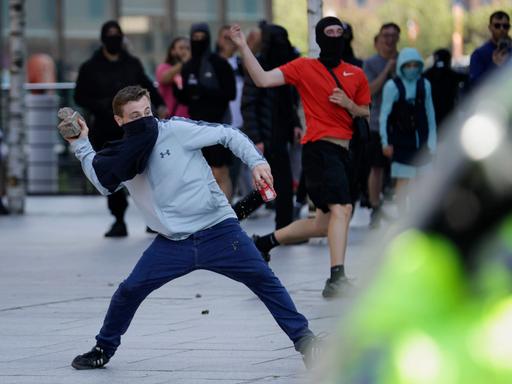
[493,22,510,30]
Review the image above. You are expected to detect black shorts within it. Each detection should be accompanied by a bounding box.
[202,144,233,167]
[366,131,388,168]
[302,140,353,213]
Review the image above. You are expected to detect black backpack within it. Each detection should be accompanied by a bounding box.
[387,77,431,165]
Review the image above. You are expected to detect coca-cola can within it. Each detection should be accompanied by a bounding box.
[258,180,277,202]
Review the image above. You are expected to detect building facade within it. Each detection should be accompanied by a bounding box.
[0,0,271,82]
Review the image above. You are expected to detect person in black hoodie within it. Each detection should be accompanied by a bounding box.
[178,23,236,200]
[241,24,302,230]
[74,20,167,238]
[424,48,467,130]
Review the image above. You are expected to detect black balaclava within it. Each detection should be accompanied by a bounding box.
[260,24,296,70]
[315,16,344,68]
[101,20,124,55]
[190,22,211,59]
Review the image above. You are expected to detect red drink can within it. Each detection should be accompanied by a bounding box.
[258,181,277,202]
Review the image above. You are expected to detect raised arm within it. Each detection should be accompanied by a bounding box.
[65,119,112,196]
[156,62,184,85]
[230,25,285,88]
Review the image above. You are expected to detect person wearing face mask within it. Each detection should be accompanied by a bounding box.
[230,17,371,298]
[424,48,467,129]
[177,23,236,201]
[215,25,250,200]
[379,48,437,215]
[74,20,167,238]
[66,85,321,371]
[241,24,301,230]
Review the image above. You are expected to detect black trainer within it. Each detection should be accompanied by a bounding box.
[104,221,128,237]
[322,276,351,298]
[297,335,323,369]
[71,346,110,370]
[252,234,271,263]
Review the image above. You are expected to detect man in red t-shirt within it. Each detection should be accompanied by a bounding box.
[231,17,371,298]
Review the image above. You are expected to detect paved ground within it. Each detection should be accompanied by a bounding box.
[0,196,376,384]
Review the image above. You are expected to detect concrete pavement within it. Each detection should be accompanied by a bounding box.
[0,196,375,384]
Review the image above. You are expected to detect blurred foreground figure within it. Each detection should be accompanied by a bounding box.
[317,66,512,383]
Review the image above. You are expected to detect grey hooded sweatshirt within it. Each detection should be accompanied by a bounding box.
[71,117,267,240]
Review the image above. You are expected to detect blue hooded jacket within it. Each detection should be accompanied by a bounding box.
[379,47,437,158]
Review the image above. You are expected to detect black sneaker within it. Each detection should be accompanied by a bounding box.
[297,335,323,369]
[104,221,128,237]
[252,234,271,263]
[322,277,351,298]
[71,346,110,370]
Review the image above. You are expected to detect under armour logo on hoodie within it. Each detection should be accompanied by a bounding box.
[160,149,171,158]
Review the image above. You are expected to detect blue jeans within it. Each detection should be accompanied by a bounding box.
[96,218,313,356]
